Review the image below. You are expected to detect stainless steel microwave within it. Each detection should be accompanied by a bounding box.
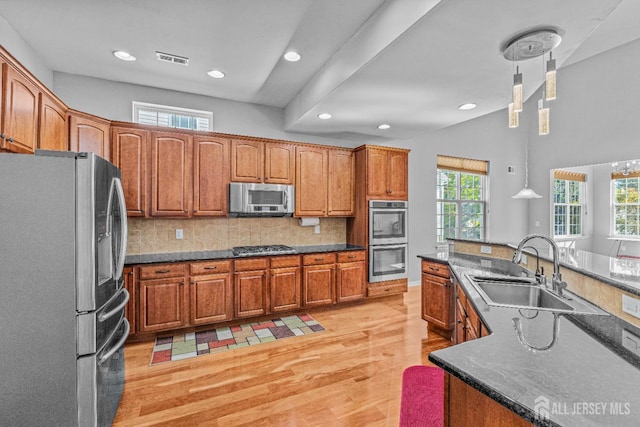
[229,182,295,217]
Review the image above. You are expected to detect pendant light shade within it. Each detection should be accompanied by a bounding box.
[512,136,542,199]
[512,68,523,112]
[538,99,549,135]
[508,102,519,128]
[545,52,557,101]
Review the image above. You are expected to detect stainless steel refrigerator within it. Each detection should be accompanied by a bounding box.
[0,150,129,426]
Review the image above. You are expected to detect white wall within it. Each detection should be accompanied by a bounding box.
[0,16,52,87]
[52,72,360,149]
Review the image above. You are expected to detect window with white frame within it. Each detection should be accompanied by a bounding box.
[553,170,585,238]
[132,101,213,131]
[612,172,640,238]
[436,155,488,243]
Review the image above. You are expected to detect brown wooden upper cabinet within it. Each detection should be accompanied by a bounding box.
[38,92,68,151]
[111,126,149,217]
[230,138,295,184]
[1,63,40,154]
[295,146,355,217]
[150,131,193,217]
[365,146,408,200]
[193,136,229,216]
[328,149,355,216]
[69,110,111,161]
[295,145,328,217]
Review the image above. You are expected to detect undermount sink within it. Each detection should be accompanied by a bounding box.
[466,275,575,313]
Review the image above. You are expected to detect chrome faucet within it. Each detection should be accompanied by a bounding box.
[512,234,568,298]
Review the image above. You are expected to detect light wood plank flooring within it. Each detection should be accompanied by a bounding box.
[113,285,451,426]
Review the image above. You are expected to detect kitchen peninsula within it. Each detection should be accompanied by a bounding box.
[419,239,640,426]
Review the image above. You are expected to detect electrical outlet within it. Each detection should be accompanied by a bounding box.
[622,294,640,319]
[622,329,640,357]
[535,220,540,227]
[620,245,627,252]
[176,228,183,240]
[521,254,528,265]
[480,245,492,254]
[480,259,492,268]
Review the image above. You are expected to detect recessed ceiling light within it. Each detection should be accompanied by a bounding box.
[283,51,301,62]
[207,69,225,79]
[458,103,477,110]
[377,124,391,130]
[113,50,136,61]
[318,113,332,120]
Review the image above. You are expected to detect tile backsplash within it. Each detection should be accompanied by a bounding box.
[126,217,347,255]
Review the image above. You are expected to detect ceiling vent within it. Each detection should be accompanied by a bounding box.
[155,51,189,66]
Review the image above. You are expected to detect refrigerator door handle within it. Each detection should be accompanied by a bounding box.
[113,177,128,281]
[99,318,130,366]
[98,288,129,322]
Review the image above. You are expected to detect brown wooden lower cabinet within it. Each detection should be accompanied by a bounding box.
[189,260,233,325]
[446,374,532,426]
[421,260,454,340]
[130,250,366,337]
[137,264,188,334]
[270,255,302,313]
[454,280,486,344]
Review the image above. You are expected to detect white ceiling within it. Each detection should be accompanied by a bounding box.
[1,0,638,141]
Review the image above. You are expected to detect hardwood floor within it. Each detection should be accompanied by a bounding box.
[113,285,451,426]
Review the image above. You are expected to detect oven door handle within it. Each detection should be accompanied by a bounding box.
[98,288,130,322]
[99,317,130,365]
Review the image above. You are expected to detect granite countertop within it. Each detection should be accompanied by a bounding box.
[419,252,640,426]
[125,243,365,265]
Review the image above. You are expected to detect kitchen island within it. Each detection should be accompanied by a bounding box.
[420,247,640,426]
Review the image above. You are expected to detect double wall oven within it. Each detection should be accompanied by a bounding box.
[368,200,408,283]
[0,151,129,427]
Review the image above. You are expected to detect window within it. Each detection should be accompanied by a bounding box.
[552,170,585,238]
[612,172,640,238]
[436,155,488,243]
[132,101,213,131]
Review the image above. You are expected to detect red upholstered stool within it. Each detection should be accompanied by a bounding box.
[399,365,444,427]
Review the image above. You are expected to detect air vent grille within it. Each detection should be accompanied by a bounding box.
[156,51,189,66]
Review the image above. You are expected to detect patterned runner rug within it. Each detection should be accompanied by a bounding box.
[150,314,325,365]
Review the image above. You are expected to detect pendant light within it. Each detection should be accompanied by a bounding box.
[502,29,561,134]
[512,137,542,199]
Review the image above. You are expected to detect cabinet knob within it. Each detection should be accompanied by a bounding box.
[141,209,145,214]
[190,280,195,285]
[7,137,13,142]
[0,133,4,139]
[193,209,198,213]
[180,281,185,285]
[184,209,188,213]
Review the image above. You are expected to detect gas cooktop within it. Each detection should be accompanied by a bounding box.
[232,245,296,257]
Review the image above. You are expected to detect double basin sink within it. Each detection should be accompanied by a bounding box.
[465,274,606,316]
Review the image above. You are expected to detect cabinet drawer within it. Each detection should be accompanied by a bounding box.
[367,281,408,297]
[337,251,365,263]
[303,253,337,265]
[271,255,301,268]
[234,257,269,271]
[138,263,185,280]
[190,260,231,275]
[422,260,450,278]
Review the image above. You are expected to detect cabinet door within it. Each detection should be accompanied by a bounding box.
[295,146,328,216]
[193,136,229,216]
[38,93,68,151]
[68,111,111,161]
[336,261,365,303]
[264,142,295,184]
[123,267,136,336]
[366,148,389,198]
[235,270,269,318]
[328,149,355,216]
[303,264,334,307]
[138,277,187,333]
[190,273,233,324]
[387,150,408,199]
[111,127,148,217]
[151,131,192,217]
[422,273,453,330]
[2,65,39,154]
[231,139,263,182]
[270,266,301,312]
